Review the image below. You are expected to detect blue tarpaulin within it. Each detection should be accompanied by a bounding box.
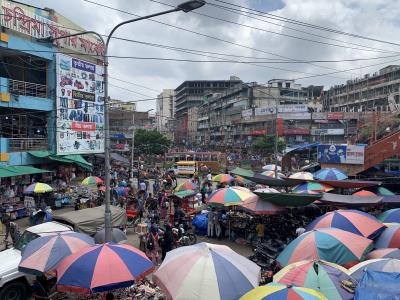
[192,213,208,235]
[285,142,321,153]
[355,270,400,300]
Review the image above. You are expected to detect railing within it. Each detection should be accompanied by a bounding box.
[8,79,47,98]
[8,138,48,152]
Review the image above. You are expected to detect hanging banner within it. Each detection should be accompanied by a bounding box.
[317,144,365,164]
[56,53,104,155]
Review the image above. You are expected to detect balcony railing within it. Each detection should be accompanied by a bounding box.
[8,138,48,152]
[9,79,47,98]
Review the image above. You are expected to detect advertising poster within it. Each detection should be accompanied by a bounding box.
[317,144,365,164]
[56,53,105,155]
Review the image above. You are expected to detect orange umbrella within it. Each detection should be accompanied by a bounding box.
[353,190,377,197]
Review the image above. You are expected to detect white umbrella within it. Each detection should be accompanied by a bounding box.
[289,171,314,180]
[262,164,282,171]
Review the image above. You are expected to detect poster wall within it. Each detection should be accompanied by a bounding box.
[56,53,105,155]
[317,144,365,165]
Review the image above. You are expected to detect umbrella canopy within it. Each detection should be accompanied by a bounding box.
[239,197,283,215]
[378,208,400,223]
[277,228,373,267]
[94,228,127,244]
[24,182,53,194]
[154,242,260,300]
[254,188,280,193]
[19,232,94,275]
[208,187,256,207]
[289,172,314,180]
[348,258,400,281]
[235,175,253,185]
[273,260,353,300]
[56,243,155,294]
[352,190,377,197]
[367,248,400,260]
[305,209,385,239]
[212,174,235,184]
[375,225,400,248]
[261,170,285,178]
[262,164,282,171]
[365,186,395,196]
[81,176,103,185]
[314,168,348,181]
[293,182,334,194]
[240,283,327,300]
[175,181,198,192]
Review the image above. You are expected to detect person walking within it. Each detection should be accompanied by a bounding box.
[146,225,160,265]
[207,208,216,238]
[161,224,174,260]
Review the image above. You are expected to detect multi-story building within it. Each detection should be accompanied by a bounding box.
[187,107,198,145]
[0,0,103,172]
[156,89,175,135]
[323,65,400,112]
[174,77,242,144]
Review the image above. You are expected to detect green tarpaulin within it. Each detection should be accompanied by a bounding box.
[0,165,51,178]
[230,167,255,178]
[28,151,92,170]
[171,190,197,199]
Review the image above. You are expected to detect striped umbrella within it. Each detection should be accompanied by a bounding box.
[293,182,334,194]
[352,190,377,197]
[212,174,235,184]
[367,248,400,260]
[154,242,260,300]
[208,187,256,207]
[254,188,280,193]
[305,209,385,239]
[277,228,373,268]
[314,168,348,181]
[56,243,155,294]
[375,225,400,248]
[378,208,400,223]
[348,258,400,281]
[19,232,94,275]
[261,170,285,178]
[262,164,282,171]
[273,260,354,300]
[240,283,327,300]
[81,176,103,185]
[24,182,53,194]
[289,172,314,180]
[175,181,198,192]
[239,197,282,215]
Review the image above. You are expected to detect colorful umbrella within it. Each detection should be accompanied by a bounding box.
[175,181,198,192]
[239,196,283,215]
[240,283,327,300]
[289,172,314,180]
[208,187,256,207]
[305,209,385,239]
[367,248,400,260]
[261,170,285,178]
[293,182,334,194]
[254,188,280,193]
[235,175,253,185]
[19,232,94,275]
[154,242,260,300]
[352,190,377,197]
[81,176,103,185]
[348,258,400,281]
[277,228,373,267]
[375,225,400,248]
[56,243,155,294]
[262,164,282,171]
[231,186,252,193]
[212,174,235,184]
[365,186,395,196]
[314,168,348,181]
[273,260,354,300]
[24,182,53,194]
[378,208,400,223]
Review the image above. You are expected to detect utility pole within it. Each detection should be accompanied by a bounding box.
[130,109,135,181]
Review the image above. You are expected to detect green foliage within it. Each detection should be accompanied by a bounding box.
[251,134,285,156]
[134,129,171,155]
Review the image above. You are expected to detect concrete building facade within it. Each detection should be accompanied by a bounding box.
[156,89,175,135]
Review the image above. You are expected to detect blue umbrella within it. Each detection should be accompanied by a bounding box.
[314,168,348,181]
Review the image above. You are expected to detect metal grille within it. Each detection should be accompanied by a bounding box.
[8,79,47,98]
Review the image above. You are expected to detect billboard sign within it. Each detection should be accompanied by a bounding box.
[56,53,104,155]
[317,144,365,164]
[311,128,345,135]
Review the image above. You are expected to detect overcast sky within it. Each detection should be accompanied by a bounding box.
[23,0,400,111]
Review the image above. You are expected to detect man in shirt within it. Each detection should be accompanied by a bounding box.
[256,223,265,242]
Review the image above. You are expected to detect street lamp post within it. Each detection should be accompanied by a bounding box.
[39,0,205,243]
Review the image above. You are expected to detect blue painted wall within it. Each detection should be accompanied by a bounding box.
[0,152,48,167]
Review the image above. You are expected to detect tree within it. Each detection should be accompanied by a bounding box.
[134,129,171,155]
[251,134,286,157]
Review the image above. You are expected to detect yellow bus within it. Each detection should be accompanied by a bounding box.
[176,161,197,175]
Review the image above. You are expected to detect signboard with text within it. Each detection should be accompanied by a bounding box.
[56,53,104,155]
[311,128,344,135]
[317,144,365,164]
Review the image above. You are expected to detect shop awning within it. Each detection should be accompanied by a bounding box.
[319,193,382,207]
[170,190,197,199]
[230,167,255,178]
[0,165,51,178]
[28,151,92,170]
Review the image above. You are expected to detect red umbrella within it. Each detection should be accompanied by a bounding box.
[240,197,282,215]
[353,190,377,197]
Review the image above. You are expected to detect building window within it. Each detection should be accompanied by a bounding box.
[278,82,282,88]
[285,82,290,88]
